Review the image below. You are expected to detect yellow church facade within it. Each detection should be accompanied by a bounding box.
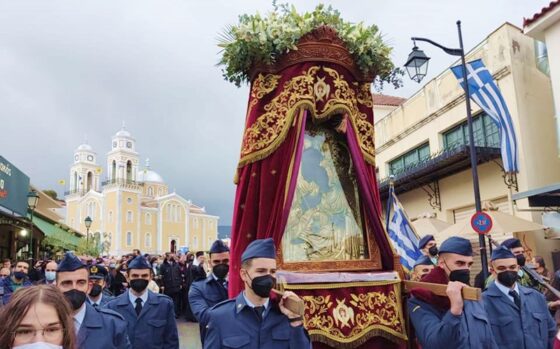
[64,127,219,256]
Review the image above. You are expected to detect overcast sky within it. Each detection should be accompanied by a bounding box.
[0,0,550,225]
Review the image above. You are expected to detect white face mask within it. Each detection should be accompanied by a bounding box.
[13,342,63,349]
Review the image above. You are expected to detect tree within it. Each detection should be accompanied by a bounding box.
[43,189,58,200]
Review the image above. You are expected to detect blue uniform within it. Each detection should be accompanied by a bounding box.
[77,302,131,349]
[482,281,556,349]
[87,292,114,308]
[0,277,32,304]
[408,296,498,349]
[189,274,229,342]
[204,293,311,349]
[107,290,179,349]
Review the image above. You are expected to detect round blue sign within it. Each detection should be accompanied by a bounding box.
[471,212,493,235]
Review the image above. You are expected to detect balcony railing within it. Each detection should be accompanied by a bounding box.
[101,178,143,189]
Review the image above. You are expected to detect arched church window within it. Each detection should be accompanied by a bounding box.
[108,211,113,223]
[126,161,132,182]
[86,172,93,192]
[148,186,154,197]
[282,118,367,263]
[111,161,116,181]
[145,233,151,248]
[126,232,132,246]
[73,172,78,191]
[193,236,198,248]
[145,213,152,225]
[127,211,133,223]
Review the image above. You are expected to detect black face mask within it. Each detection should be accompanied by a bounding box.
[89,284,103,297]
[449,269,471,285]
[213,264,229,279]
[130,279,149,293]
[428,246,439,257]
[13,271,27,280]
[247,274,275,298]
[64,289,87,310]
[516,255,526,267]
[497,270,519,288]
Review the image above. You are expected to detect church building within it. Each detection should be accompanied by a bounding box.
[64,126,219,255]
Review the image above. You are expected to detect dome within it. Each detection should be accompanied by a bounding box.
[137,169,164,184]
[115,129,131,138]
[76,143,93,151]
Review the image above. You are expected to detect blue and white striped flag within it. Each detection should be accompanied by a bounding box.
[451,59,518,173]
[385,186,422,271]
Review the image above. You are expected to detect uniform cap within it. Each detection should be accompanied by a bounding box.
[491,246,516,261]
[88,264,108,279]
[128,255,151,270]
[501,238,522,249]
[438,236,473,256]
[418,235,435,249]
[413,255,433,268]
[57,252,86,272]
[241,238,276,262]
[209,240,230,254]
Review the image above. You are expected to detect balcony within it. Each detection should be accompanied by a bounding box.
[378,144,501,200]
[101,178,143,191]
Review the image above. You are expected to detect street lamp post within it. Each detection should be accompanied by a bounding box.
[84,216,92,250]
[404,20,489,281]
[27,190,39,260]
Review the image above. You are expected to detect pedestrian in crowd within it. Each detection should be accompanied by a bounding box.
[410,255,434,281]
[110,263,128,296]
[132,249,141,257]
[56,252,131,349]
[183,252,197,322]
[107,255,179,349]
[86,264,114,308]
[534,255,554,281]
[483,246,556,348]
[408,236,498,348]
[0,267,11,307]
[204,238,310,349]
[0,285,77,349]
[159,253,182,318]
[178,255,188,315]
[2,258,12,271]
[418,234,438,265]
[190,240,230,344]
[29,260,45,283]
[40,260,58,286]
[1,260,32,304]
[192,251,207,281]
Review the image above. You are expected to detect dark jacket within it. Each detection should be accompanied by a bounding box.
[77,302,131,349]
[189,274,229,342]
[160,260,182,293]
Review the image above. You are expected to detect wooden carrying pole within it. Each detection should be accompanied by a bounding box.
[404,280,481,301]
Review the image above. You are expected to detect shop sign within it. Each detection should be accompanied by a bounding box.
[0,156,30,217]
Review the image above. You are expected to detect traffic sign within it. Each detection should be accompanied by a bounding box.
[471,212,493,235]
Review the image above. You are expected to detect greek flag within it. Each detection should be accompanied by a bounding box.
[451,59,518,173]
[385,186,422,271]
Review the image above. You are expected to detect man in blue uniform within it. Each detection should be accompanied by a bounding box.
[87,264,114,308]
[56,252,131,349]
[410,255,434,281]
[189,239,230,343]
[482,246,556,348]
[408,236,498,348]
[107,255,179,349]
[204,238,311,349]
[418,234,438,265]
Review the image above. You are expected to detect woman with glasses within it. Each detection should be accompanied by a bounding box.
[0,285,76,349]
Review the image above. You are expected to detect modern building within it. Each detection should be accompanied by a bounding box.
[64,126,219,256]
[375,22,560,273]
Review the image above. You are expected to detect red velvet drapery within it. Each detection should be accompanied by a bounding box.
[229,62,395,297]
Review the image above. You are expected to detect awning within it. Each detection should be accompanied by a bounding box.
[32,215,82,249]
[512,182,560,207]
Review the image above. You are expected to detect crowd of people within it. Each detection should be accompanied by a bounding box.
[0,238,307,349]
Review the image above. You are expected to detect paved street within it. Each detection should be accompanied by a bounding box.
[177,319,202,349]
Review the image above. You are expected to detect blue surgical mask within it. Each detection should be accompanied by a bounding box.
[45,271,56,281]
[13,342,63,349]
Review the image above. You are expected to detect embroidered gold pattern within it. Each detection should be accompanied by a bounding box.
[239,66,376,167]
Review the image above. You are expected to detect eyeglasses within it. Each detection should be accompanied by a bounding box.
[13,326,64,342]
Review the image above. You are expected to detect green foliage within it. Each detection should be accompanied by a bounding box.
[218,3,403,89]
[43,190,58,200]
[75,232,102,257]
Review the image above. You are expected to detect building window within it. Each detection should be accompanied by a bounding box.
[443,113,500,150]
[389,143,430,176]
[127,197,132,204]
[145,233,151,247]
[145,213,152,225]
[126,232,132,246]
[193,236,198,248]
[148,186,154,196]
[127,211,133,223]
[86,202,96,220]
[535,41,550,76]
[108,211,113,223]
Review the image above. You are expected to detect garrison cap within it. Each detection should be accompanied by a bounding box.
[57,252,86,272]
[501,238,522,249]
[88,264,108,279]
[209,240,230,254]
[241,238,276,262]
[491,246,516,261]
[413,255,433,268]
[438,236,473,256]
[418,235,435,249]
[128,255,151,270]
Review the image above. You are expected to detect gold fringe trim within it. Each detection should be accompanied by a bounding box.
[282,280,400,290]
[310,328,407,349]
